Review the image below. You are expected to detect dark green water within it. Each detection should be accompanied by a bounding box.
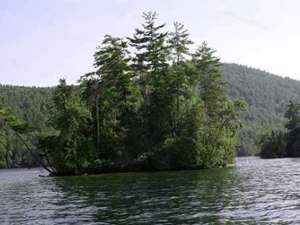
[1,157,300,224]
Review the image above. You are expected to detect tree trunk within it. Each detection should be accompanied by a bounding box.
[15,133,53,174]
[96,95,101,154]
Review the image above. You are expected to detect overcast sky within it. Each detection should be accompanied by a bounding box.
[1,0,300,86]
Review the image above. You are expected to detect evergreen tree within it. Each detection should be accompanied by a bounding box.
[128,11,169,98]
[259,131,286,158]
[128,11,172,159]
[192,42,245,167]
[91,35,142,164]
[169,22,193,63]
[259,101,300,158]
[285,101,300,130]
[168,22,194,135]
[284,101,300,156]
[38,79,94,175]
[192,42,227,116]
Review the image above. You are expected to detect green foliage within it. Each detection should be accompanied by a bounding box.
[4,55,300,166]
[38,79,94,175]
[284,101,300,157]
[192,44,246,167]
[128,11,169,98]
[0,108,29,133]
[0,106,52,172]
[259,131,287,158]
[1,12,245,174]
[95,35,142,162]
[284,101,300,130]
[259,101,300,158]
[168,21,193,62]
[0,108,28,168]
[0,86,52,168]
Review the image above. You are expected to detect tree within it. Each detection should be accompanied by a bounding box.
[38,79,94,175]
[168,22,194,135]
[128,11,169,98]
[192,42,227,116]
[89,35,142,164]
[259,101,300,158]
[128,11,172,158]
[169,22,193,63]
[283,101,300,156]
[192,42,245,167]
[285,101,300,130]
[80,72,102,156]
[259,131,286,158]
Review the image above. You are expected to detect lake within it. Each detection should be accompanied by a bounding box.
[1,157,300,224]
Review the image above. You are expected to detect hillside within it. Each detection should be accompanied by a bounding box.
[1,63,300,167]
[223,63,300,155]
[0,85,52,168]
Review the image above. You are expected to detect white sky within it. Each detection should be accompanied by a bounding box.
[1,0,300,86]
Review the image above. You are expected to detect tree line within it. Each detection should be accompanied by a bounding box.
[0,12,245,175]
[260,101,300,158]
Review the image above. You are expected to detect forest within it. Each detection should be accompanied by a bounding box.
[0,12,245,175]
[223,64,300,156]
[0,86,51,168]
[259,101,300,158]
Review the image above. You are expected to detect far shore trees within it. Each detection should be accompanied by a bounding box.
[259,101,300,158]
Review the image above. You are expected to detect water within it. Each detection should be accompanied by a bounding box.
[1,157,300,224]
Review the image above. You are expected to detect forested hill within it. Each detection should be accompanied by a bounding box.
[0,85,52,168]
[223,63,300,155]
[1,63,300,167]
[0,85,52,130]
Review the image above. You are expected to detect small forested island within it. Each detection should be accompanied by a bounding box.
[0,12,246,175]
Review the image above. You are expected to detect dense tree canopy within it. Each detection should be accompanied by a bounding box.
[13,12,241,175]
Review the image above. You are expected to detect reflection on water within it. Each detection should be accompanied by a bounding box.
[1,157,300,224]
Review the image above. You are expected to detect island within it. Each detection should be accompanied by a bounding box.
[0,12,245,176]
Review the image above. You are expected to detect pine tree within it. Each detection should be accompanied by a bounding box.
[285,100,300,130]
[80,72,102,156]
[128,11,169,98]
[284,101,300,157]
[169,22,193,63]
[168,22,194,135]
[128,12,172,157]
[192,42,245,167]
[192,42,227,118]
[92,35,141,162]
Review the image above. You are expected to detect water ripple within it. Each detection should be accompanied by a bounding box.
[1,157,300,224]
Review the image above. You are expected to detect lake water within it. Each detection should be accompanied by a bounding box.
[1,157,300,224]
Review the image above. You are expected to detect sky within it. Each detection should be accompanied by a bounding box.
[1,0,300,86]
